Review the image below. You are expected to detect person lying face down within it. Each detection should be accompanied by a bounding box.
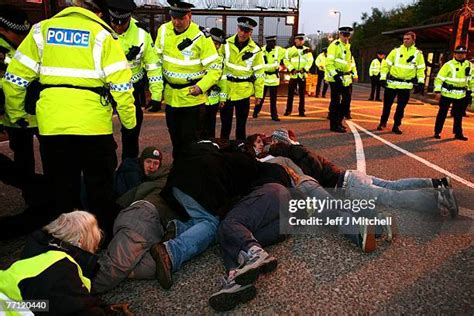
[268,128,459,219]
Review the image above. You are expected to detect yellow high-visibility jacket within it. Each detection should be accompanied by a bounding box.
[116,20,162,101]
[284,45,313,79]
[0,250,91,316]
[221,34,265,101]
[3,7,136,135]
[434,58,472,99]
[369,58,383,76]
[315,52,326,72]
[381,44,425,89]
[1,37,38,128]
[155,21,221,107]
[262,45,285,87]
[325,39,355,87]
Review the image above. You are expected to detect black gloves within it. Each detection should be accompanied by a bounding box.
[380,80,387,88]
[16,118,29,129]
[147,100,162,112]
[414,82,424,94]
[333,75,343,85]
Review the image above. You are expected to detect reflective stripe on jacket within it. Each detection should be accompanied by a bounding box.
[434,59,472,99]
[381,44,426,89]
[284,45,313,79]
[3,7,136,135]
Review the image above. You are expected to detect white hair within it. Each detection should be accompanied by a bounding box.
[43,210,102,253]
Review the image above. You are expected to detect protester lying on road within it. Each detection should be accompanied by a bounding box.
[268,128,459,218]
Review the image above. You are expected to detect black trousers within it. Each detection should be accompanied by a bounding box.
[165,104,202,160]
[380,87,411,127]
[286,78,305,115]
[435,96,465,136]
[253,86,278,119]
[369,75,382,100]
[328,82,352,129]
[121,82,145,159]
[220,98,250,140]
[6,127,39,204]
[200,103,219,139]
[39,134,118,235]
[315,70,329,97]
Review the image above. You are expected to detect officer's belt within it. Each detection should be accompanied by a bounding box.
[387,74,415,83]
[164,78,199,89]
[226,75,255,83]
[336,71,352,76]
[442,82,466,91]
[265,70,279,75]
[42,84,110,96]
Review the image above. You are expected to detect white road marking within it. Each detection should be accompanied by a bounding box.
[346,121,366,173]
[351,121,474,189]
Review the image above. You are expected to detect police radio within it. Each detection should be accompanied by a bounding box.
[242,52,254,61]
[126,44,143,61]
[178,32,204,51]
[465,67,471,77]
[406,55,415,63]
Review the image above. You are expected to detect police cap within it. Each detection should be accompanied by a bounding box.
[209,27,226,44]
[339,26,353,35]
[0,5,31,35]
[168,0,194,18]
[295,33,305,39]
[107,0,136,25]
[265,35,277,42]
[454,45,468,53]
[237,17,257,32]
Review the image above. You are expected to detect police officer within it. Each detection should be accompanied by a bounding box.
[155,0,221,158]
[325,26,356,132]
[283,33,313,117]
[3,0,137,237]
[377,31,425,134]
[315,47,329,98]
[368,50,385,101]
[107,0,163,159]
[252,35,285,121]
[0,5,39,206]
[220,17,264,140]
[433,45,472,141]
[201,27,226,139]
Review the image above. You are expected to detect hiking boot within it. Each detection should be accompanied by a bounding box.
[358,223,376,253]
[437,188,459,218]
[162,221,177,242]
[375,212,397,242]
[392,126,403,134]
[233,246,278,285]
[209,276,257,312]
[150,242,173,289]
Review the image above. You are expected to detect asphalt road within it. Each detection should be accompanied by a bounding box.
[1,84,473,314]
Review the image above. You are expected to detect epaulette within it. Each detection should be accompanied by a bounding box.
[135,21,150,33]
[334,40,340,45]
[199,26,211,37]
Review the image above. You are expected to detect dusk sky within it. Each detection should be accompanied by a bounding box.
[299,0,416,34]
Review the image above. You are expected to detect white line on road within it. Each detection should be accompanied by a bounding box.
[351,121,474,189]
[347,121,366,173]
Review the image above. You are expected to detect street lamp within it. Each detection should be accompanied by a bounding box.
[333,11,341,33]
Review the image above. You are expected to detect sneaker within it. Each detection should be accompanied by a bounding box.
[233,246,278,285]
[150,242,173,289]
[437,188,459,218]
[432,176,452,189]
[209,276,257,312]
[162,221,177,242]
[358,223,376,252]
[375,213,397,242]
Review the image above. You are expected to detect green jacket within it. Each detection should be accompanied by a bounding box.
[434,58,472,99]
[221,34,265,101]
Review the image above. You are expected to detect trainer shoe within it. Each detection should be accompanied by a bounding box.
[358,223,376,252]
[233,246,278,285]
[209,276,257,312]
[150,242,173,289]
[375,212,397,242]
[162,221,177,242]
[437,188,459,218]
[432,176,452,189]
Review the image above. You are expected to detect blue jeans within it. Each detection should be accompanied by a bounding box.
[164,187,219,272]
[344,170,438,213]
